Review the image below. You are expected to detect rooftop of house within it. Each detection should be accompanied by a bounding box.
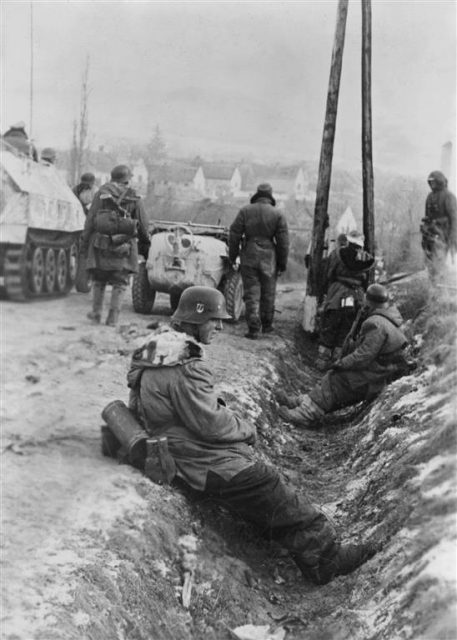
[149,161,200,183]
[202,163,237,181]
[241,164,304,191]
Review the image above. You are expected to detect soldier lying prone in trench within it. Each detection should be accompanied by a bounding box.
[102,286,377,585]
[277,284,416,429]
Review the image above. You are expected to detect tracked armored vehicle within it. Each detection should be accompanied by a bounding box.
[132,220,244,321]
[0,141,86,300]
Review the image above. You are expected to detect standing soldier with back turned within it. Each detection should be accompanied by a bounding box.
[228,183,289,339]
[80,165,150,327]
[420,170,457,282]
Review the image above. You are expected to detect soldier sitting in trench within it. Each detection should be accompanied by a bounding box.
[278,283,414,428]
[117,286,376,585]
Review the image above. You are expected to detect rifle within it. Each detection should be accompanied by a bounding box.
[378,271,418,286]
[341,306,368,357]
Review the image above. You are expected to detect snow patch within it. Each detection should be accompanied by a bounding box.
[411,455,452,487]
[418,538,457,582]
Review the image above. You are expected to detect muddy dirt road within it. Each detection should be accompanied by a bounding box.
[1,281,455,640]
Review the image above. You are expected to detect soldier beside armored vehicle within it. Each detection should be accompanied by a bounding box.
[0,138,244,323]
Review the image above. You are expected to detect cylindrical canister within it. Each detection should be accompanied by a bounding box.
[101,400,147,465]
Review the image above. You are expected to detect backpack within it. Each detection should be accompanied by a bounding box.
[94,189,138,237]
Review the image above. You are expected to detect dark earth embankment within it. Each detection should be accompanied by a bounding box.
[1,275,456,640]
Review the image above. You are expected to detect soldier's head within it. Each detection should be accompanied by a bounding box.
[336,233,348,248]
[111,164,132,185]
[10,121,26,131]
[427,171,447,192]
[171,286,231,344]
[250,183,276,206]
[41,147,56,164]
[365,283,389,309]
[347,230,365,248]
[81,172,95,185]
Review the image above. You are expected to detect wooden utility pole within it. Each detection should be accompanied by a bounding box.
[70,57,90,185]
[29,2,34,139]
[302,0,349,331]
[361,0,375,262]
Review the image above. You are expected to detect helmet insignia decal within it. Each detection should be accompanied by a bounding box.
[196,303,205,313]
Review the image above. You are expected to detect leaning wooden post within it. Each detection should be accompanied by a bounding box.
[302,0,349,332]
[361,0,375,268]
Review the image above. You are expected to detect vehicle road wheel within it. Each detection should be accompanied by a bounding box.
[55,248,69,293]
[29,246,45,294]
[43,248,57,293]
[132,262,155,313]
[3,245,29,301]
[222,270,244,322]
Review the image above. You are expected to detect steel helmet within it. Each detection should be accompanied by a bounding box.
[81,172,95,184]
[111,164,132,183]
[41,147,56,162]
[171,286,232,325]
[366,283,389,304]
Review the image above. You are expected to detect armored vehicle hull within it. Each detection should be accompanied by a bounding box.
[0,143,86,300]
[132,220,244,321]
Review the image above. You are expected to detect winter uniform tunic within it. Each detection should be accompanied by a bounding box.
[229,197,289,333]
[311,304,408,412]
[81,181,150,282]
[421,170,457,280]
[127,329,256,490]
[423,170,457,253]
[127,326,337,567]
[319,242,374,350]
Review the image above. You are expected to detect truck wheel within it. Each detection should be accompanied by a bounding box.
[222,271,244,322]
[132,262,155,313]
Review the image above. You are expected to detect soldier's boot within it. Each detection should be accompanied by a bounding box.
[106,285,125,327]
[275,389,302,409]
[332,346,343,362]
[293,541,377,585]
[316,345,333,371]
[87,282,105,323]
[278,394,325,428]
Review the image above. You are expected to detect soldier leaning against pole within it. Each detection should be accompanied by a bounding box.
[420,170,457,282]
[228,183,289,339]
[277,284,416,429]
[315,230,374,371]
[80,164,150,327]
[101,286,377,585]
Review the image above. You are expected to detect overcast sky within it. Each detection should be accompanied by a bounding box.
[1,0,456,178]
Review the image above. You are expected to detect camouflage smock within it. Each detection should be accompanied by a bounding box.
[127,327,256,491]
